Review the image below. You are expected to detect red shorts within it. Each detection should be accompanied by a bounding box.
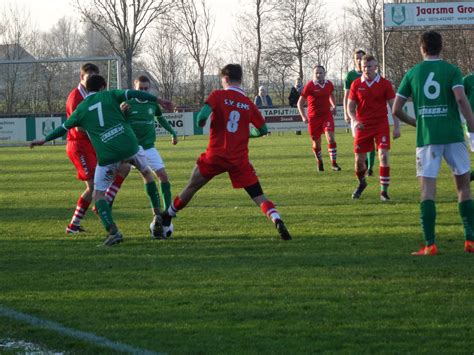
[308,115,334,140]
[196,153,259,189]
[354,124,390,153]
[66,139,97,181]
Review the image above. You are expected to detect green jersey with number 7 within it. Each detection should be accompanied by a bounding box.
[397,59,465,147]
[65,89,156,165]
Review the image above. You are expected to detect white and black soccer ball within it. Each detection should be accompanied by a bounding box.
[162,222,174,239]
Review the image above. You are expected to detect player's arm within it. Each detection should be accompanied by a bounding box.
[196,104,212,128]
[250,123,268,138]
[329,93,337,116]
[453,86,474,132]
[347,99,362,129]
[30,116,77,148]
[387,98,400,139]
[157,115,178,145]
[392,95,416,127]
[297,96,308,123]
[343,90,350,123]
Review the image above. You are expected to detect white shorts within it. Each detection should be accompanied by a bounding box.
[144,147,165,171]
[94,147,150,191]
[416,142,470,178]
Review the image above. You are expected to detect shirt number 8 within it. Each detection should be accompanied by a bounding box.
[227,110,241,133]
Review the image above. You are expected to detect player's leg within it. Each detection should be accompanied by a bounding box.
[324,116,340,171]
[93,164,123,246]
[378,149,391,201]
[104,163,131,207]
[142,147,172,210]
[412,145,442,255]
[66,140,96,234]
[246,183,292,241]
[352,152,368,199]
[309,122,324,171]
[445,142,474,253]
[366,150,376,176]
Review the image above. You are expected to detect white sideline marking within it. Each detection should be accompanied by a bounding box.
[0,305,162,354]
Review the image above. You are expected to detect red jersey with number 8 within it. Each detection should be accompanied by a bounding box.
[205,87,265,162]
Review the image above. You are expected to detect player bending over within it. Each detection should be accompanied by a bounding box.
[162,63,292,240]
[30,75,164,246]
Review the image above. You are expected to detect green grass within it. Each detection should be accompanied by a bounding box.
[1,127,473,354]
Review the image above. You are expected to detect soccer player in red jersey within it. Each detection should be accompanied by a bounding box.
[347,55,400,201]
[64,63,130,234]
[162,63,291,240]
[297,65,340,172]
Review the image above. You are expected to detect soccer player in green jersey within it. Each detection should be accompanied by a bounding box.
[121,75,177,222]
[30,75,164,246]
[393,31,474,255]
[343,49,376,176]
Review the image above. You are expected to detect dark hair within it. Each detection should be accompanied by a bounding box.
[362,54,377,63]
[136,75,150,83]
[220,64,242,82]
[420,31,442,55]
[80,63,99,75]
[314,65,326,72]
[86,74,107,92]
[354,49,366,56]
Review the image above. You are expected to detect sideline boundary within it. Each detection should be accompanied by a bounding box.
[0,305,162,354]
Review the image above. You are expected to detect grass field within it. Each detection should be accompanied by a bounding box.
[1,127,473,354]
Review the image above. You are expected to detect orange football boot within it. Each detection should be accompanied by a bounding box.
[411,244,438,256]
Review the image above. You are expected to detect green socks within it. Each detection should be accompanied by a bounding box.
[367,150,376,171]
[145,182,161,210]
[160,182,172,211]
[458,200,474,241]
[95,199,115,232]
[420,200,436,246]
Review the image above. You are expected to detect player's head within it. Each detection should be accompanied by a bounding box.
[80,63,99,85]
[220,64,242,87]
[420,31,442,56]
[85,74,107,92]
[353,49,366,71]
[313,65,326,82]
[361,54,378,80]
[134,75,151,91]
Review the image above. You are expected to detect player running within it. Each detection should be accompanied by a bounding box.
[347,54,400,201]
[120,75,177,234]
[161,64,291,240]
[297,65,340,172]
[393,31,474,255]
[344,50,376,176]
[30,75,164,246]
[64,63,130,234]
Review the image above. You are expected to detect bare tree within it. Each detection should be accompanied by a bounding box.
[235,0,275,97]
[147,24,185,101]
[172,0,213,106]
[75,0,173,88]
[272,0,331,82]
[0,2,36,113]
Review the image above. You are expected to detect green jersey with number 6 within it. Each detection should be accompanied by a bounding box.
[397,59,464,147]
[65,89,157,165]
[124,99,162,150]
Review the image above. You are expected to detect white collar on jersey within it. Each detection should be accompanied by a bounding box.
[361,73,380,87]
[226,86,246,96]
[85,91,98,98]
[424,58,441,61]
[312,79,328,88]
[78,83,88,99]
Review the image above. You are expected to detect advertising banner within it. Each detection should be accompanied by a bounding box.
[384,2,474,29]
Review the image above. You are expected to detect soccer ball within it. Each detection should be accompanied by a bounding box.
[163,222,174,239]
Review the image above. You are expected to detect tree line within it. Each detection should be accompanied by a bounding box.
[0,0,472,114]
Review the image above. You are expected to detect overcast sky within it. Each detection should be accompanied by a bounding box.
[0,0,352,36]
